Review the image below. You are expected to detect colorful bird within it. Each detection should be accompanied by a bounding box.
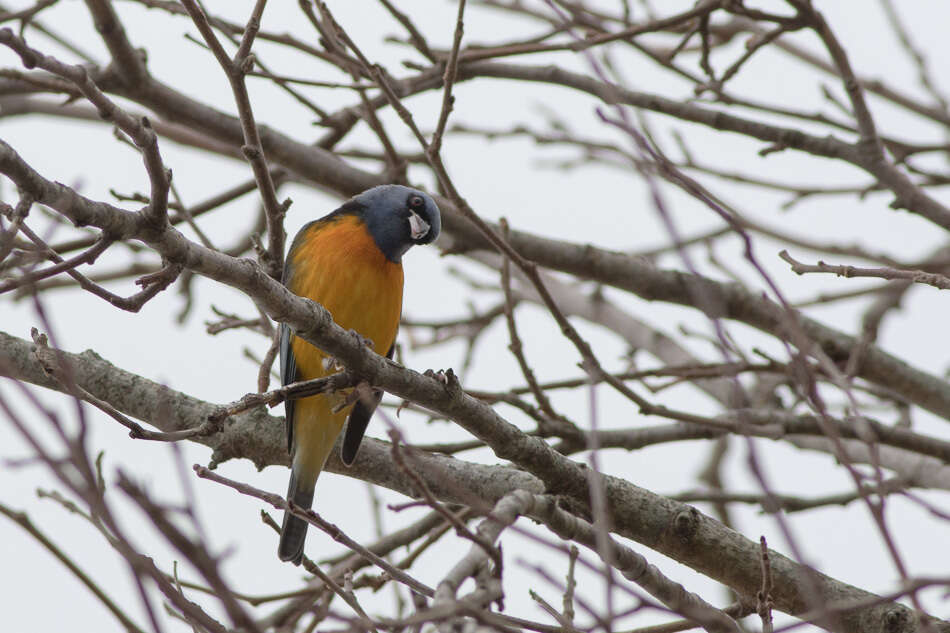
[278,185,441,565]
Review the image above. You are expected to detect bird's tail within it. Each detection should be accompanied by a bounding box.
[278,468,316,565]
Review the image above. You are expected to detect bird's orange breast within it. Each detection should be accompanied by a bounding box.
[287,214,404,384]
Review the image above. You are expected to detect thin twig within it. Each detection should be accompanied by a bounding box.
[31,328,219,442]
[780,250,950,290]
[209,371,358,422]
[179,0,288,279]
[0,502,147,633]
[193,465,435,597]
[388,428,500,569]
[15,219,178,312]
[0,27,170,226]
[0,234,112,294]
[757,536,774,633]
[498,218,569,428]
[429,0,466,155]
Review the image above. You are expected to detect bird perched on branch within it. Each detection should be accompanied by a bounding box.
[278,185,441,565]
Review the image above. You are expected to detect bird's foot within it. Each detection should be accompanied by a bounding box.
[331,380,376,413]
[424,368,449,384]
[322,355,344,372]
[424,368,459,390]
[348,328,375,350]
[322,330,376,371]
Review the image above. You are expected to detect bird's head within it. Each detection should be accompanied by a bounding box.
[354,185,442,262]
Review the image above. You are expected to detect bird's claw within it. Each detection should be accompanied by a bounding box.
[332,380,375,413]
[424,368,448,383]
[424,368,458,389]
[348,329,375,350]
[322,355,344,372]
[323,331,375,371]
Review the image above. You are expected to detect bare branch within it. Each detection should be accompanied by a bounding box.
[0,27,170,227]
[780,250,950,291]
[178,0,287,279]
[0,501,147,633]
[193,465,435,598]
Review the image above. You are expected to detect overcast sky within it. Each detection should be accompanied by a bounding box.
[2,1,950,631]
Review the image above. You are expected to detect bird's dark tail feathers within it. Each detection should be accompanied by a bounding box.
[278,469,315,565]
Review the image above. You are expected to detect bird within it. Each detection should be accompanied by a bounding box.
[277,184,441,565]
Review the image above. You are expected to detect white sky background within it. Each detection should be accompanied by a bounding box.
[2,1,950,631]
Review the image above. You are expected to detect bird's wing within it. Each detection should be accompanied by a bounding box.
[281,222,316,455]
[279,321,298,453]
[341,342,394,465]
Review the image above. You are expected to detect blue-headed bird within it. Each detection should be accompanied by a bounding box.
[278,185,441,564]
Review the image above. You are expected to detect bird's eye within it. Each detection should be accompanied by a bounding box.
[408,195,424,210]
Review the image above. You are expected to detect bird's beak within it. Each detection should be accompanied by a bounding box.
[408,212,430,240]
